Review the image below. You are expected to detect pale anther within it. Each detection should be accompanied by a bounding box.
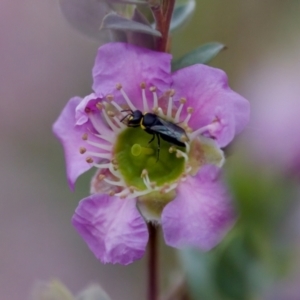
[96,102,103,110]
[107,110,115,117]
[82,133,88,140]
[140,82,146,89]
[169,146,176,153]
[160,184,170,194]
[79,147,86,154]
[181,134,189,142]
[102,105,120,133]
[141,169,148,178]
[86,157,94,163]
[187,107,194,114]
[106,94,114,101]
[129,186,136,193]
[176,150,189,162]
[150,182,157,189]
[98,174,105,181]
[180,97,187,104]
[169,89,175,97]
[116,83,122,90]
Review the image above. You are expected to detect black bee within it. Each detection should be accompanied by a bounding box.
[121,110,188,160]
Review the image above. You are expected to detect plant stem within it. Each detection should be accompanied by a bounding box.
[150,0,176,52]
[148,223,159,300]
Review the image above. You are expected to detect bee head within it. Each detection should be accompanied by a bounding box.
[121,110,143,127]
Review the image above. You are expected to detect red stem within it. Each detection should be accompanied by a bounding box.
[151,0,176,52]
[148,223,159,300]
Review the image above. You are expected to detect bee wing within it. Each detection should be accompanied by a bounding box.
[151,118,189,142]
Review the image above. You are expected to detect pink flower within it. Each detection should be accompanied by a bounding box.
[53,43,249,264]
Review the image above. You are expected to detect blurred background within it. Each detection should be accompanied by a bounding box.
[1,0,300,299]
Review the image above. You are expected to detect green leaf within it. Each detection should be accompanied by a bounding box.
[172,42,226,71]
[101,12,162,37]
[180,248,223,300]
[125,8,158,49]
[76,285,111,300]
[31,280,74,300]
[170,0,196,32]
[58,0,118,41]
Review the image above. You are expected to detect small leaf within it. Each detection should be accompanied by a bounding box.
[170,0,196,32]
[172,42,226,71]
[59,0,114,41]
[101,12,162,37]
[180,248,222,300]
[31,280,74,300]
[126,8,158,49]
[76,284,111,300]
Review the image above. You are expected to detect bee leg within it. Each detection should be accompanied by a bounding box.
[156,134,160,162]
[148,134,155,144]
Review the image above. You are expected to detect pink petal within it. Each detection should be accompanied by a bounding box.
[172,64,250,147]
[72,194,148,265]
[92,43,172,107]
[161,165,236,250]
[52,97,97,190]
[75,93,101,126]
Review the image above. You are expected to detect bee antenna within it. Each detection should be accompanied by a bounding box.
[120,113,131,124]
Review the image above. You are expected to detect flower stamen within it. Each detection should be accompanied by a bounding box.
[93,163,112,169]
[116,83,136,111]
[174,97,186,123]
[141,169,154,190]
[94,134,114,144]
[175,149,189,162]
[150,86,158,111]
[184,142,190,153]
[106,94,123,112]
[102,105,121,133]
[85,151,111,160]
[140,82,149,112]
[167,89,175,118]
[189,120,220,140]
[89,114,112,137]
[85,140,112,151]
[183,107,194,125]
[103,178,125,187]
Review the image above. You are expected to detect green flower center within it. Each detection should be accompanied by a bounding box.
[114,127,186,190]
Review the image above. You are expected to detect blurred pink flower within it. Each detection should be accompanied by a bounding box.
[53,42,249,264]
[244,58,300,174]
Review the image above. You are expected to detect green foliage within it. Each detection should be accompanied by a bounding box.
[172,43,226,71]
[181,162,298,300]
[101,12,162,37]
[170,0,196,32]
